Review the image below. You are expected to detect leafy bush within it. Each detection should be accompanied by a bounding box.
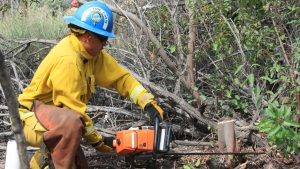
[257,102,300,156]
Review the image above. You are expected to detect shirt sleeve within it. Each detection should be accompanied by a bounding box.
[95,52,154,109]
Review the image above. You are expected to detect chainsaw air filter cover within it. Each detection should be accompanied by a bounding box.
[113,127,154,155]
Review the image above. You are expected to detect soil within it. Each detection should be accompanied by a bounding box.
[1,139,298,169]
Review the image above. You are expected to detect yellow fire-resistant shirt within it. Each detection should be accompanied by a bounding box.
[18,34,154,144]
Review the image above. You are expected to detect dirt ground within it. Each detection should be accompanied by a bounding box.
[1,140,299,169]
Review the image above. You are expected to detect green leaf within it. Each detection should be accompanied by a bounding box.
[213,43,219,51]
[183,165,194,169]
[254,86,261,96]
[283,121,300,128]
[283,107,292,118]
[235,64,244,75]
[234,78,240,85]
[195,159,201,167]
[260,76,275,84]
[259,127,272,133]
[268,125,281,137]
[183,165,191,169]
[280,75,289,82]
[255,95,262,109]
[200,95,207,102]
[225,89,232,98]
[295,52,300,60]
[169,45,176,53]
[248,74,254,87]
[234,95,240,100]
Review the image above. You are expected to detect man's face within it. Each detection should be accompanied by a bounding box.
[84,32,107,57]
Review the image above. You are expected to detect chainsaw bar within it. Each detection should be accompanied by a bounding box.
[160,151,265,156]
[133,150,265,158]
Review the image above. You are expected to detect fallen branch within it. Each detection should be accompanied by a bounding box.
[87,105,147,118]
[0,131,13,139]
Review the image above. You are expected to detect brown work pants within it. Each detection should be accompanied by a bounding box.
[23,100,88,169]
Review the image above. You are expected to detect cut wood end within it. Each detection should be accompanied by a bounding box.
[217,119,235,125]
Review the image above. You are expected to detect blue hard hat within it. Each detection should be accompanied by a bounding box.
[64,1,115,38]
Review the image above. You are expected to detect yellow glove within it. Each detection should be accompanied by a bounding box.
[84,128,113,152]
[94,142,113,152]
[94,136,115,152]
[144,101,164,122]
[84,128,102,145]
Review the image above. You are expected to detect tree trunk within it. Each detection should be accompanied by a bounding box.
[0,50,29,169]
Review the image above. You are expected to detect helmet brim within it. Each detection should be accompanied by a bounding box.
[64,16,116,38]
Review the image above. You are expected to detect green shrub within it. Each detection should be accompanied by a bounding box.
[257,101,300,156]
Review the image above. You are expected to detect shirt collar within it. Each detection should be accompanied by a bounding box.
[69,34,93,60]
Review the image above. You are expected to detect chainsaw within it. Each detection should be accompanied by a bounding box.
[112,117,264,168]
[112,117,172,156]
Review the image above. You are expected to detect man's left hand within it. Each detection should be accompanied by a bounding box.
[94,136,115,152]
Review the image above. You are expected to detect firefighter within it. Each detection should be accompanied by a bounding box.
[18,1,164,168]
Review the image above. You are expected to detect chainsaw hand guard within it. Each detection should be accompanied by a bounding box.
[153,117,172,153]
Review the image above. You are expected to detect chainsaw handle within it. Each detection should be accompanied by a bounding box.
[153,116,160,154]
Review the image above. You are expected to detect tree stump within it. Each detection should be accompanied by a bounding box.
[218,120,237,167]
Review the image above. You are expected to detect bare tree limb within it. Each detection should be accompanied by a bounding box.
[87,105,147,119]
[129,70,218,128]
[108,3,207,112]
[7,38,58,45]
[107,4,178,75]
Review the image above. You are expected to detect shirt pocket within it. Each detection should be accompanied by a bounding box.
[88,75,95,94]
[80,78,88,102]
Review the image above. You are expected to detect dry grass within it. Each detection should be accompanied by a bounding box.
[0,5,68,39]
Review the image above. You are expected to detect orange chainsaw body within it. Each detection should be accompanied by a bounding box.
[113,127,154,155]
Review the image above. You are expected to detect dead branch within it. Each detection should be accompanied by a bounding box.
[108,3,207,113]
[107,4,178,75]
[87,105,147,119]
[0,50,29,169]
[7,38,58,45]
[0,131,13,139]
[130,70,218,128]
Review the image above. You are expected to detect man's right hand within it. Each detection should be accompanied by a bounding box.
[144,101,164,123]
[95,143,113,152]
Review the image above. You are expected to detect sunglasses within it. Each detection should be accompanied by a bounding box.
[93,33,108,46]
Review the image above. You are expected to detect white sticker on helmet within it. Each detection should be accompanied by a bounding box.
[81,7,109,30]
